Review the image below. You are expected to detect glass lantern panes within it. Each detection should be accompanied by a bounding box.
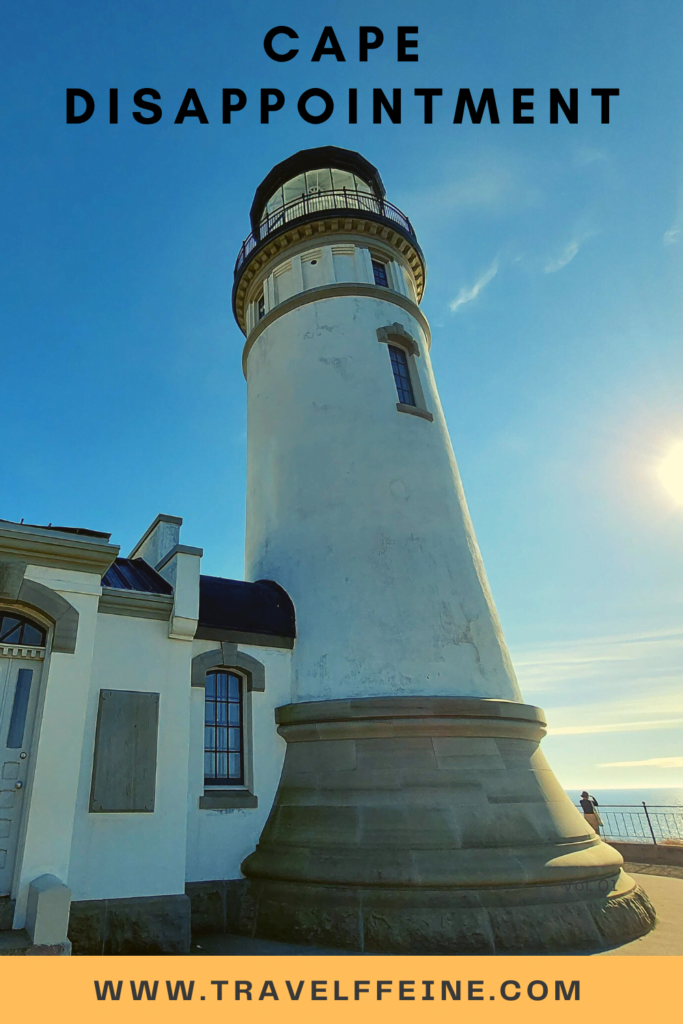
[261,167,378,226]
[305,168,332,216]
[282,172,306,204]
[282,172,307,223]
[262,188,285,229]
[305,168,332,193]
[331,168,355,192]
[204,671,243,785]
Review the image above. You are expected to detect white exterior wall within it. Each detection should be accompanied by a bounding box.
[4,516,295,905]
[12,565,101,926]
[244,286,522,704]
[22,609,291,900]
[185,639,291,881]
[67,612,192,901]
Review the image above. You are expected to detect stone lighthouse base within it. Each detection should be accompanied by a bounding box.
[240,697,656,954]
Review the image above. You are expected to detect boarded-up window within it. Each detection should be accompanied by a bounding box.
[273,259,294,305]
[331,244,357,283]
[301,249,325,290]
[89,690,159,813]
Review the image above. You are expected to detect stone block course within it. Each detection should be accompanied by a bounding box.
[0,897,15,931]
[186,879,248,935]
[68,894,190,955]
[240,695,655,952]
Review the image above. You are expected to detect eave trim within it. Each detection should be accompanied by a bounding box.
[98,588,174,621]
[194,625,294,650]
[0,522,118,576]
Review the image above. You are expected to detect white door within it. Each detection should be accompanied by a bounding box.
[0,654,43,896]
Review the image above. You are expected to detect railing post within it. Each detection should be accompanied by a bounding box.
[642,801,657,844]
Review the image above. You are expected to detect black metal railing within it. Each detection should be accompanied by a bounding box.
[576,802,683,845]
[234,188,417,274]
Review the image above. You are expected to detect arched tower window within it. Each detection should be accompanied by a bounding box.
[204,670,244,785]
[0,612,46,648]
[388,345,416,406]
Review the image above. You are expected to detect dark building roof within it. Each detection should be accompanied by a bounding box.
[197,576,296,648]
[0,518,111,540]
[101,558,173,595]
[100,560,296,649]
[249,146,385,232]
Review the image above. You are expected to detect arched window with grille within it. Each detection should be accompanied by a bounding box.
[0,612,46,648]
[204,670,244,786]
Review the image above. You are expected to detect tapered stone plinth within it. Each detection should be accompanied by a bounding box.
[241,697,655,953]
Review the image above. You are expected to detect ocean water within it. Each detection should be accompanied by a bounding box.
[564,788,683,843]
[564,788,683,808]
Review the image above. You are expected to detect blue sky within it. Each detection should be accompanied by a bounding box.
[3,1,682,790]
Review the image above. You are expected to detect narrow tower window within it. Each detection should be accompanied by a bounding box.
[372,259,389,287]
[388,345,416,406]
[204,671,244,785]
[257,293,265,320]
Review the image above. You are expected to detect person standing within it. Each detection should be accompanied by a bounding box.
[580,791,603,834]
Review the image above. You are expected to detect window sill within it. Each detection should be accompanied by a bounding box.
[396,402,434,422]
[199,790,258,810]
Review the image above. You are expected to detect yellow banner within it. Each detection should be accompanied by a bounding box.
[1,956,680,1021]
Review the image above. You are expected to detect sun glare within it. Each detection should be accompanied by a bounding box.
[658,440,683,504]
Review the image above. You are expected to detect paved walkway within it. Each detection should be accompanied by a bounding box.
[190,867,683,957]
[599,866,683,956]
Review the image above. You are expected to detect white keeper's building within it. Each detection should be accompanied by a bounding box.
[0,147,653,955]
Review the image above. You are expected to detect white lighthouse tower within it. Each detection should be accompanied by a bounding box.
[233,147,653,952]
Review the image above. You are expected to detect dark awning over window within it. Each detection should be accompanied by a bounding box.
[100,561,296,648]
[197,576,296,649]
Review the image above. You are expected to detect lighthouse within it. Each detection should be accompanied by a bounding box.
[232,147,654,953]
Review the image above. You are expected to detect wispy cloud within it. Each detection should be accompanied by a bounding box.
[663,169,683,244]
[513,627,683,679]
[597,757,683,768]
[513,626,683,783]
[511,627,683,741]
[574,147,608,166]
[551,719,683,737]
[399,158,540,221]
[449,259,498,312]
[544,235,588,273]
